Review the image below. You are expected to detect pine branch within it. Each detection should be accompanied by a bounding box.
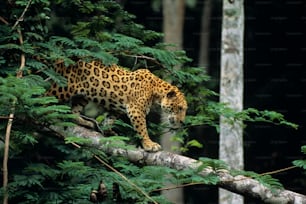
[50,125,306,204]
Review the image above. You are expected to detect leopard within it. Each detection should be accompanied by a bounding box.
[46,60,188,152]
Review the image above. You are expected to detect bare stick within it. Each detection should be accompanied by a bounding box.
[0,16,9,25]
[12,0,32,30]
[2,1,30,203]
[2,112,14,204]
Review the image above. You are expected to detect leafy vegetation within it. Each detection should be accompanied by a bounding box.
[0,0,301,203]
[293,146,306,170]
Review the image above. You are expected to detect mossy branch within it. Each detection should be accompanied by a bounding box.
[50,125,306,204]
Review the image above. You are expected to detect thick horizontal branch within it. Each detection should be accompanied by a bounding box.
[50,125,306,204]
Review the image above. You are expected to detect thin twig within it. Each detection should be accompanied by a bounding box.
[152,182,205,193]
[0,116,14,119]
[259,166,297,176]
[16,29,25,77]
[120,53,165,68]
[2,112,14,204]
[0,16,9,25]
[151,165,299,193]
[220,165,299,183]
[12,0,32,30]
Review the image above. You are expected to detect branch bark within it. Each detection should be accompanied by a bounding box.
[2,113,14,204]
[50,125,306,204]
[219,0,244,202]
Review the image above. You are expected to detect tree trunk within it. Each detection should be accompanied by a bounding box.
[219,0,244,203]
[50,125,306,204]
[198,0,212,71]
[162,0,185,49]
[162,0,185,203]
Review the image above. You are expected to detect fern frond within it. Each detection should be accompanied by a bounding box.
[0,43,22,51]
[293,160,306,170]
[25,32,44,41]
[50,36,77,48]
[198,157,228,171]
[111,34,143,50]
[23,74,48,88]
[65,48,91,58]
[71,22,91,37]
[74,37,102,48]
[11,175,44,188]
[26,60,48,70]
[41,68,67,87]
[292,146,306,170]
[90,51,118,65]
[24,164,60,178]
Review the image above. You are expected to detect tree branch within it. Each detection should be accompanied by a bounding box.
[2,112,14,204]
[50,125,306,204]
[12,0,32,30]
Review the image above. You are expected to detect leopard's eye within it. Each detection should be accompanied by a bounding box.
[178,106,183,112]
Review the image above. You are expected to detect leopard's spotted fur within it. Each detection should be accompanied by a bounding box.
[47,60,187,151]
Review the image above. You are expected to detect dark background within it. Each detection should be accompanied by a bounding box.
[123,0,306,203]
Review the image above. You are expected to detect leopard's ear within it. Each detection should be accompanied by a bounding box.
[167,90,176,98]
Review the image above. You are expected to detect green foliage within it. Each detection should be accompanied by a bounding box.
[235,108,298,129]
[185,101,298,133]
[169,166,219,186]
[293,146,306,170]
[0,76,74,125]
[198,157,228,171]
[0,0,299,203]
[293,160,306,170]
[0,1,205,202]
[299,145,306,154]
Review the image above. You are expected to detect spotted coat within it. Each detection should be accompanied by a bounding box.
[47,61,187,151]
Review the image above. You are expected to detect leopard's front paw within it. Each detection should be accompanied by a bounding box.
[142,141,162,152]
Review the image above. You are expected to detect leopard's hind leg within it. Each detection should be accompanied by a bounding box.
[70,95,103,133]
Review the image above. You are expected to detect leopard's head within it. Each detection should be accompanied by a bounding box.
[161,89,187,128]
